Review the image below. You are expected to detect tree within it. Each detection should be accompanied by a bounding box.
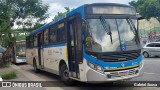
[129,0,160,21]
[53,7,71,20]
[0,0,49,46]
[0,0,49,62]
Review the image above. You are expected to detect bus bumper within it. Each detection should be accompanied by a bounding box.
[86,67,142,82]
[16,59,26,63]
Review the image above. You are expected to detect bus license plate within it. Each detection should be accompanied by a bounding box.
[119,71,128,76]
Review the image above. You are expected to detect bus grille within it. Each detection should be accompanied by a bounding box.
[99,52,140,62]
[109,69,136,78]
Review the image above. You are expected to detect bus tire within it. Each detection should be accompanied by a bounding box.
[33,59,39,73]
[60,64,74,85]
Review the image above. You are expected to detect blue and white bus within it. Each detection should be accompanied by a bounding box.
[26,3,143,84]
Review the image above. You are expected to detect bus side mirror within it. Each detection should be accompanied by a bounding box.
[136,14,144,20]
[138,17,144,20]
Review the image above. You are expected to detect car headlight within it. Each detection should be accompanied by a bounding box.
[87,61,104,73]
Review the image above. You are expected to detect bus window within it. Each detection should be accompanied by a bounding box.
[49,26,57,43]
[57,27,66,42]
[34,35,37,47]
[44,29,49,45]
[30,36,34,48]
[26,37,30,48]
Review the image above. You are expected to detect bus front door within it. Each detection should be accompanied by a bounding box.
[37,33,44,68]
[67,15,82,79]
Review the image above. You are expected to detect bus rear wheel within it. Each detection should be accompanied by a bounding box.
[60,64,74,85]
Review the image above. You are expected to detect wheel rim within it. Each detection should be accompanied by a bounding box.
[63,69,69,80]
[144,52,148,57]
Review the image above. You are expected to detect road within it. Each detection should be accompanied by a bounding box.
[18,57,160,81]
[132,57,160,81]
[2,57,160,90]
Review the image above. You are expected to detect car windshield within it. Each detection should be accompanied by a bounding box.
[85,18,140,52]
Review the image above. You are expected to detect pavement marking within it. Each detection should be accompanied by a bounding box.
[143,72,157,75]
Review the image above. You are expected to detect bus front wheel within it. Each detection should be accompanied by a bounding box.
[60,64,74,85]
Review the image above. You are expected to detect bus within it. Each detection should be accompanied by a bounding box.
[26,3,143,84]
[13,40,26,63]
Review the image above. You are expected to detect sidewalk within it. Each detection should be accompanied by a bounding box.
[0,64,63,90]
[0,64,30,81]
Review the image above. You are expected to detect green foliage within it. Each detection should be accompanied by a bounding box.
[2,62,10,68]
[0,0,49,47]
[53,7,71,19]
[1,71,17,80]
[129,0,160,20]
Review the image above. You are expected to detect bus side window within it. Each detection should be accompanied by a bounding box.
[26,37,30,48]
[57,27,66,42]
[30,36,34,48]
[44,29,49,45]
[34,35,37,47]
[49,26,57,43]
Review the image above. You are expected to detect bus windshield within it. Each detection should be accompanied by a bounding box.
[16,44,26,56]
[85,18,140,52]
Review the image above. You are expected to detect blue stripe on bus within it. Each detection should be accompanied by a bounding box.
[83,46,142,68]
[67,5,85,17]
[42,43,66,48]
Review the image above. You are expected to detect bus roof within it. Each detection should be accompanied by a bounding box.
[29,3,133,35]
[30,5,84,35]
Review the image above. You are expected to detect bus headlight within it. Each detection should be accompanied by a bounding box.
[87,61,104,73]
[139,61,143,70]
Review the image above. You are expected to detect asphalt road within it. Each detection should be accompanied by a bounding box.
[132,57,160,81]
[7,57,160,90]
[17,57,160,81]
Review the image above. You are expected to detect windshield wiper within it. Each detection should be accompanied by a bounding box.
[99,16,113,44]
[126,19,136,35]
[126,18,140,44]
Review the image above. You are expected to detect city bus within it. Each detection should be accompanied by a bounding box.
[26,3,143,84]
[12,40,26,63]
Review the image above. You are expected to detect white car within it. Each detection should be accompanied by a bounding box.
[142,42,160,58]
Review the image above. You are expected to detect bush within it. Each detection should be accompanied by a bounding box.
[2,62,10,68]
[1,71,17,80]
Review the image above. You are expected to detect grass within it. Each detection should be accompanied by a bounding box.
[2,62,10,68]
[1,71,17,80]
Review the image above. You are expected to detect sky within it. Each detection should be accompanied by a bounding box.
[42,0,134,23]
